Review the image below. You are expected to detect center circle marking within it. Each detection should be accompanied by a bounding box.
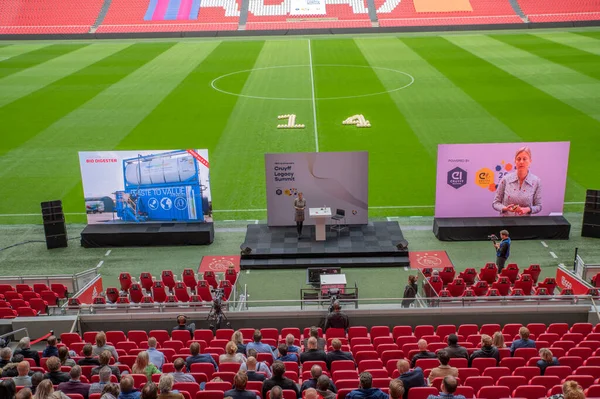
[210,64,414,101]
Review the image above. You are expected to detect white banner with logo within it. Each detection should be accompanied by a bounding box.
[290,0,326,15]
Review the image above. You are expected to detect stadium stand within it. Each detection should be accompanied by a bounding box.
[516,0,600,22]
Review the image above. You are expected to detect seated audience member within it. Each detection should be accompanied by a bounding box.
[1,354,24,378]
[548,381,584,399]
[346,372,389,399]
[171,358,195,383]
[492,332,506,349]
[58,346,76,367]
[132,351,160,381]
[173,315,194,340]
[304,388,320,399]
[93,332,120,362]
[510,327,536,355]
[246,330,275,359]
[58,365,91,399]
[426,376,465,399]
[79,344,101,366]
[276,345,298,363]
[146,338,165,371]
[91,350,122,382]
[224,371,259,399]
[232,331,247,355]
[300,337,326,364]
[242,356,270,381]
[300,365,337,393]
[285,335,300,354]
[101,383,121,399]
[118,375,141,399]
[537,348,559,376]
[325,339,354,370]
[16,387,32,399]
[324,302,349,332]
[30,372,44,395]
[0,379,16,399]
[14,338,40,367]
[442,335,468,360]
[429,351,458,385]
[157,374,183,399]
[316,375,336,399]
[396,359,425,399]
[389,379,405,399]
[261,361,300,399]
[13,361,32,387]
[302,327,326,352]
[185,342,218,372]
[411,340,436,369]
[270,386,283,399]
[43,356,70,385]
[0,348,12,368]
[90,366,114,394]
[141,382,158,399]
[469,335,499,366]
[33,379,70,399]
[221,342,247,364]
[42,336,59,358]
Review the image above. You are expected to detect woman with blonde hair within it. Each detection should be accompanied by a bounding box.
[537,348,559,375]
[231,331,247,354]
[132,351,160,381]
[93,332,119,361]
[492,332,506,348]
[219,341,246,364]
[548,381,584,399]
[32,380,69,399]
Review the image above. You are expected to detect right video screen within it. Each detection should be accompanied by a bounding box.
[435,142,570,218]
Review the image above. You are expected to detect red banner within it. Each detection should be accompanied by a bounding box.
[409,251,454,269]
[187,149,210,169]
[74,276,103,304]
[199,256,240,273]
[556,266,592,295]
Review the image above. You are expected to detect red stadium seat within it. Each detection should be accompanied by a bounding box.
[439,266,456,285]
[407,387,438,399]
[139,272,154,291]
[464,376,494,392]
[472,281,489,296]
[545,366,572,380]
[458,268,477,285]
[119,272,132,292]
[522,264,541,283]
[203,271,218,289]
[174,282,191,303]
[152,281,167,303]
[196,280,213,302]
[472,358,498,374]
[500,264,519,283]
[478,385,511,399]
[51,284,68,299]
[161,270,177,292]
[530,376,561,391]
[182,269,198,292]
[513,385,546,399]
[41,290,59,306]
[478,263,498,284]
[513,274,533,296]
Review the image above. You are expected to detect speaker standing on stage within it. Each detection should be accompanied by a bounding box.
[494,230,511,273]
[294,192,306,239]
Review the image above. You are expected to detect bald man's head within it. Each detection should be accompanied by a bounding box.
[417,340,428,351]
[311,365,322,379]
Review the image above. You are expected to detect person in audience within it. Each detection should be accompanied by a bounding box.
[346,372,389,399]
[156,374,183,399]
[325,338,354,370]
[537,348,559,376]
[0,347,12,368]
[246,330,275,359]
[426,376,465,399]
[33,379,69,399]
[224,371,258,399]
[79,344,101,366]
[510,327,536,355]
[276,345,298,363]
[261,361,300,399]
[428,351,458,385]
[300,365,336,393]
[30,372,44,395]
[232,331,247,355]
[91,350,121,382]
[13,361,32,387]
[170,358,195,383]
[302,327,326,352]
[396,359,425,399]
[324,302,349,332]
[242,356,269,381]
[42,336,59,358]
[221,342,247,364]
[548,381,585,399]
[16,387,32,399]
[270,386,283,399]
[492,332,506,349]
[389,379,405,399]
[132,351,160,381]
[43,356,70,385]
[58,347,76,367]
[173,315,195,340]
[93,332,119,361]
[469,335,499,366]
[185,342,218,372]
[101,383,120,399]
[118,375,141,399]
[442,335,468,360]
[2,354,25,378]
[300,337,326,364]
[146,338,165,371]
[14,338,40,367]
[304,388,319,399]
[411,340,436,368]
[58,365,91,399]
[0,379,16,399]
[285,335,300,354]
[316,375,336,399]
[141,382,158,399]
[90,366,113,394]
[402,275,418,308]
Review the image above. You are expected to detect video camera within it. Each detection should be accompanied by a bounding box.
[487,234,499,244]
[207,288,231,333]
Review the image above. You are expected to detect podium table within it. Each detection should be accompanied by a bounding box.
[320,273,346,294]
[309,207,332,241]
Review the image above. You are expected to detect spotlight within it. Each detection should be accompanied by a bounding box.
[396,240,409,251]
[240,244,252,256]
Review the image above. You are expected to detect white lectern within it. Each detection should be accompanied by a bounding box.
[309,207,332,241]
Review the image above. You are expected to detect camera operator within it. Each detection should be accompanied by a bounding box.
[173,315,195,339]
[493,230,511,273]
[324,301,349,332]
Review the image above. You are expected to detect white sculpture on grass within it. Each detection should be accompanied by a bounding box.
[342,114,371,128]
[277,114,305,129]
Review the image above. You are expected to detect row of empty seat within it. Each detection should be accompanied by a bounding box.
[0,282,69,318]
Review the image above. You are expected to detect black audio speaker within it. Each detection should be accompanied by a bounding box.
[41,200,65,222]
[582,190,600,239]
[41,200,68,249]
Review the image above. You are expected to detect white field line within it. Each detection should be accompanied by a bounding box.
[96,260,104,268]
[550,252,558,259]
[308,39,319,152]
[105,250,112,256]
[541,241,548,248]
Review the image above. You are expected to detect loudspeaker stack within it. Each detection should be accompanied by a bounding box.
[41,200,68,249]
[582,190,600,238]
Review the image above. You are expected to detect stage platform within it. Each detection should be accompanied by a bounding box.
[433,216,571,241]
[240,221,409,270]
[81,222,214,247]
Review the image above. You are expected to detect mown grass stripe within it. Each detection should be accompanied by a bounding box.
[0,43,177,157]
[576,31,600,40]
[0,44,50,62]
[491,33,600,81]
[0,43,86,80]
[533,31,600,57]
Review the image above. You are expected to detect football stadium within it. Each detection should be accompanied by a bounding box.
[1,0,600,397]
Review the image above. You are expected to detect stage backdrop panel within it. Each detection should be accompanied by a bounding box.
[435,142,570,218]
[265,152,368,226]
[79,149,212,224]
